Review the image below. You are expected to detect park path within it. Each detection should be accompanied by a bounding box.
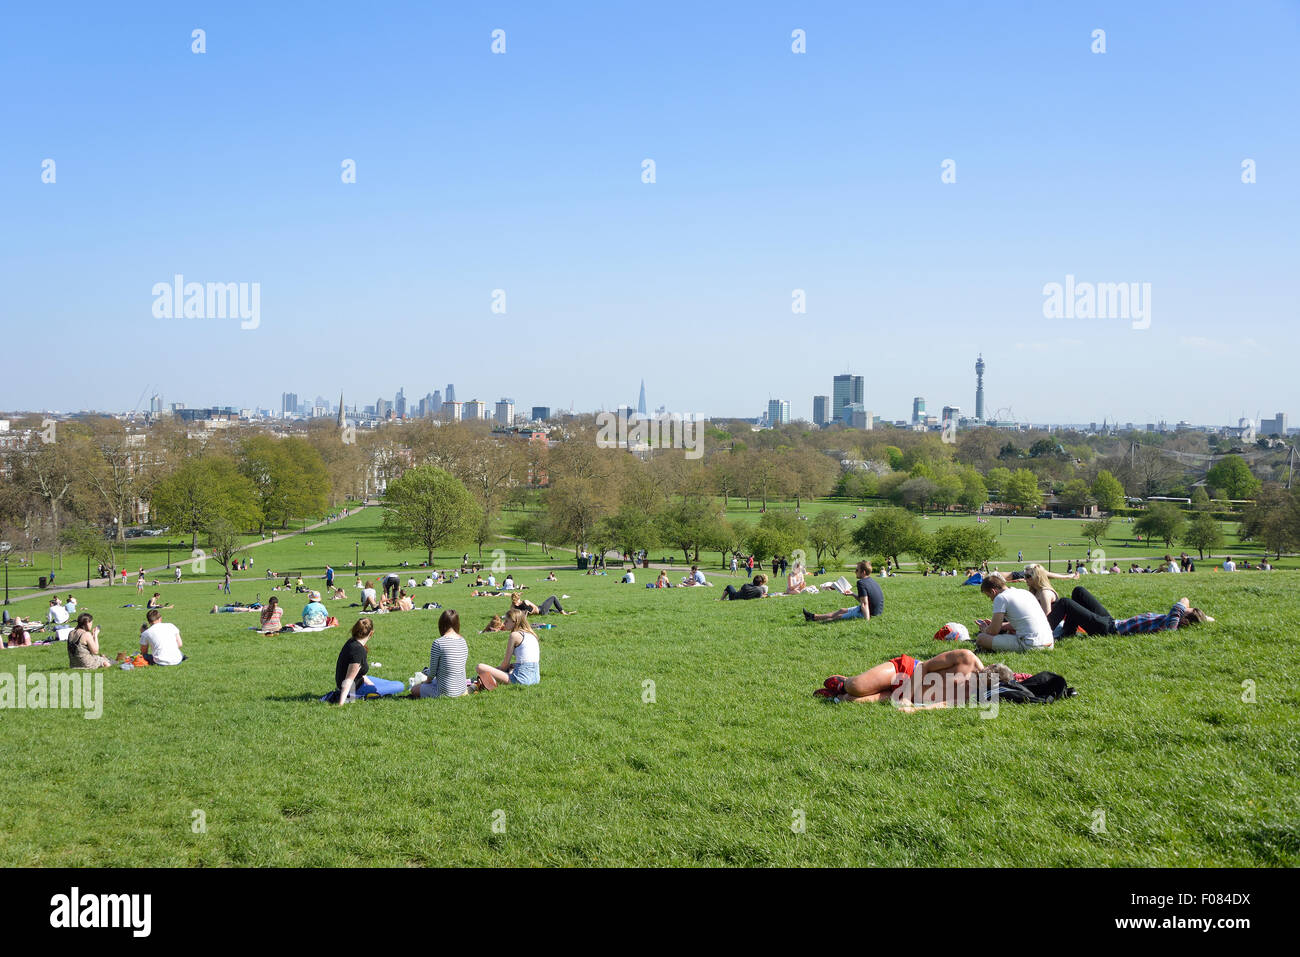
[10,505,372,604]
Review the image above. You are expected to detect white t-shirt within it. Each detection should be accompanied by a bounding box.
[1223,561,1236,572]
[992,588,1053,647]
[141,622,183,665]
[48,604,69,625]
[362,587,377,604]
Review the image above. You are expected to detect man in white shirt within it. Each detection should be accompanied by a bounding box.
[1222,557,1237,572]
[139,608,184,665]
[46,598,72,641]
[975,573,1054,652]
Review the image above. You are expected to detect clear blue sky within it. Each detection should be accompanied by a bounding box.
[2,1,1296,426]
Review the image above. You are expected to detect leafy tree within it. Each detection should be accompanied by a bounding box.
[1090,470,1126,513]
[1134,502,1186,548]
[206,518,249,573]
[1181,512,1223,560]
[850,507,923,569]
[1004,469,1043,514]
[985,466,1013,495]
[899,477,937,512]
[600,505,659,558]
[240,436,329,532]
[1241,486,1300,559]
[1205,455,1261,500]
[754,509,804,560]
[656,499,719,563]
[958,469,988,511]
[1190,487,1211,511]
[924,524,1002,570]
[806,511,848,568]
[151,457,263,549]
[1059,479,1093,513]
[379,465,480,564]
[1081,517,1111,550]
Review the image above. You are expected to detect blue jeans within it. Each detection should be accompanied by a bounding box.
[356,676,404,697]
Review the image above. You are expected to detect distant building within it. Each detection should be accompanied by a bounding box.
[812,395,830,427]
[442,401,463,422]
[463,400,488,421]
[833,374,864,422]
[495,398,515,427]
[912,396,926,426]
[941,405,960,425]
[531,406,551,422]
[975,354,986,421]
[395,388,407,419]
[767,399,790,427]
[638,380,647,416]
[1260,412,1288,436]
[281,392,298,417]
[445,384,456,404]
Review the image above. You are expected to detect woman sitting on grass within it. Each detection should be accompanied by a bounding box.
[413,609,469,698]
[360,581,380,611]
[785,560,810,595]
[259,597,284,633]
[4,624,32,648]
[654,569,671,588]
[474,608,541,690]
[545,571,557,582]
[510,591,571,616]
[482,615,506,633]
[332,618,403,704]
[814,648,991,710]
[67,613,112,669]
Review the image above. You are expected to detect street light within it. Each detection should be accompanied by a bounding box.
[1048,544,1052,573]
[86,555,91,588]
[355,541,359,570]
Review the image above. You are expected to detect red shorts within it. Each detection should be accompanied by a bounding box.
[889,655,919,679]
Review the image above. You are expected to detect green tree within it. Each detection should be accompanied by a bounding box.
[1080,517,1111,550]
[1205,455,1262,500]
[379,465,480,564]
[1134,502,1187,549]
[240,436,330,532]
[1090,470,1126,512]
[1004,469,1043,514]
[1059,478,1093,513]
[924,524,1002,570]
[985,466,1013,495]
[600,505,659,559]
[151,457,263,549]
[1181,512,1223,560]
[806,511,848,568]
[1241,486,1300,559]
[1190,486,1211,511]
[754,509,805,560]
[958,470,989,511]
[850,507,923,568]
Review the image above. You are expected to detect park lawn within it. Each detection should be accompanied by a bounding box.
[0,561,1296,867]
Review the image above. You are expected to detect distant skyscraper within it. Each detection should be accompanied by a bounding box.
[337,392,346,429]
[281,392,298,417]
[395,388,406,419]
[463,399,487,420]
[375,397,391,419]
[833,374,864,422]
[912,396,926,425]
[431,390,442,413]
[975,354,986,422]
[812,395,830,427]
[638,380,647,416]
[532,406,551,422]
[495,398,515,427]
[941,405,960,425]
[767,399,790,427]
[445,384,456,404]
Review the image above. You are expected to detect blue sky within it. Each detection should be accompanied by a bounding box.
[1,1,1296,426]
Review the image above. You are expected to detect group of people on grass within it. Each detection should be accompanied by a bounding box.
[331,602,544,704]
[806,560,1212,707]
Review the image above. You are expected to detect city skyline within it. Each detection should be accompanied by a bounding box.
[2,2,1297,423]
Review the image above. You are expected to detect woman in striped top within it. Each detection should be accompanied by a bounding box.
[414,609,469,698]
[474,608,541,690]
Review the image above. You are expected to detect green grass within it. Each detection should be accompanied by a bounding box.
[1,538,1296,866]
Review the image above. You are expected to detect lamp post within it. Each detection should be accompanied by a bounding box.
[4,559,8,605]
[355,541,359,570]
[86,555,91,588]
[1048,544,1052,573]
[166,541,171,568]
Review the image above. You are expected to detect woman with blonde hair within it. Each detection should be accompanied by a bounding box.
[474,607,541,690]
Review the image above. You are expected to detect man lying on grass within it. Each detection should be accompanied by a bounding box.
[803,561,882,623]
